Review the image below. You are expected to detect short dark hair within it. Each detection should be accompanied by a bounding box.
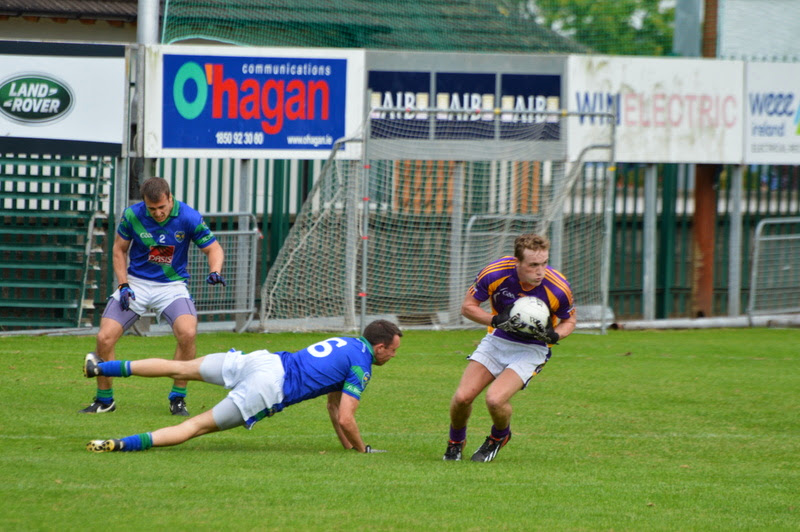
[514,233,550,260]
[140,177,171,203]
[362,319,402,347]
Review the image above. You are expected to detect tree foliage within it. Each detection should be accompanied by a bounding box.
[503,0,675,56]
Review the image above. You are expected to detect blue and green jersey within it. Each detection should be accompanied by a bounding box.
[117,199,216,283]
[278,336,374,406]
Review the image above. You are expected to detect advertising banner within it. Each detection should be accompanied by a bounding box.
[364,51,566,161]
[368,70,431,139]
[367,69,562,141]
[744,62,800,164]
[567,55,744,163]
[144,45,365,159]
[0,41,126,155]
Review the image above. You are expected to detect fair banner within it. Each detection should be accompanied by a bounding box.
[744,62,800,164]
[0,41,126,155]
[367,70,561,140]
[144,45,365,159]
[567,55,744,163]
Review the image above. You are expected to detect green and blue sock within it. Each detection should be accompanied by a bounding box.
[96,387,114,405]
[97,360,131,377]
[168,385,187,401]
[119,433,153,452]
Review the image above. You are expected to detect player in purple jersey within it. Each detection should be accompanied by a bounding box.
[81,320,402,454]
[79,177,226,417]
[443,233,576,462]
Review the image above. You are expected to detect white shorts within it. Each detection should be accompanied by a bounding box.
[112,275,192,321]
[200,349,286,429]
[468,334,551,388]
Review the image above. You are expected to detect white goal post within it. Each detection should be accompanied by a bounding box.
[259,108,615,333]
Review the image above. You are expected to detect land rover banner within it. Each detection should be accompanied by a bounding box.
[0,41,126,155]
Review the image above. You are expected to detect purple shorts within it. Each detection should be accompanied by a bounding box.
[102,297,197,331]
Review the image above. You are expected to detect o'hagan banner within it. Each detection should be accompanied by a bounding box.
[0,41,125,155]
[144,45,365,159]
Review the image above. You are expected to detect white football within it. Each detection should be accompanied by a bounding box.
[509,296,550,335]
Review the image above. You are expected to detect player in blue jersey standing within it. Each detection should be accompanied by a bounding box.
[79,177,226,417]
[81,319,402,453]
[443,233,576,462]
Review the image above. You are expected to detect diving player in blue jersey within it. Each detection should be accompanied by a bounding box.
[443,233,577,462]
[79,177,226,417]
[82,320,402,454]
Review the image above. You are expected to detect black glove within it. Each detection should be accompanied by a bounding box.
[491,306,517,333]
[118,283,135,311]
[528,323,560,344]
[544,325,560,344]
[355,445,387,453]
[206,271,227,286]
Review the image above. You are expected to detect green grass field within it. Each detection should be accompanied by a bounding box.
[1,327,798,530]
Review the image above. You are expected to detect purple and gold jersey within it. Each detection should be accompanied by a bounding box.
[278,336,373,407]
[468,256,575,345]
[117,199,216,283]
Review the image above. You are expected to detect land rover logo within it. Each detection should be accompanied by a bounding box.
[0,74,74,124]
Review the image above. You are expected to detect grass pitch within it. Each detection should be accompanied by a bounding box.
[0,327,798,530]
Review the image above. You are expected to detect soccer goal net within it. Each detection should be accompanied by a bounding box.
[260,108,615,332]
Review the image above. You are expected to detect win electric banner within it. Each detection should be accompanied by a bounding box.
[144,45,365,159]
[567,55,744,163]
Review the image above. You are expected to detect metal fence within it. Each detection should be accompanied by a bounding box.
[141,213,261,332]
[607,163,800,319]
[3,154,799,332]
[158,158,318,275]
[155,159,800,323]
[747,217,800,318]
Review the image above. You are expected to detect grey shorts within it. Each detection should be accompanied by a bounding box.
[103,275,197,329]
[102,297,196,331]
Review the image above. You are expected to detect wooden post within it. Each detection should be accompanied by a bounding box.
[688,0,719,317]
[691,164,716,317]
[702,0,718,58]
